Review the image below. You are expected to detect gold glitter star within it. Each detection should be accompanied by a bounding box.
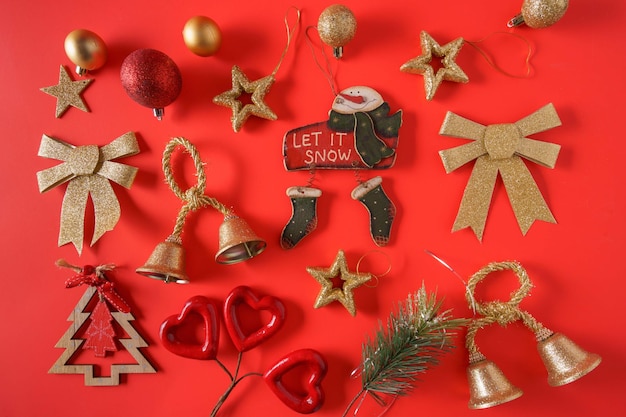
[213,65,277,132]
[306,250,372,317]
[40,65,93,118]
[400,31,468,101]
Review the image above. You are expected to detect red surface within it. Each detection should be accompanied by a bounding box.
[1,1,624,416]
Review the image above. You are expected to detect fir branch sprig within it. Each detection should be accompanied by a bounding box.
[342,284,466,416]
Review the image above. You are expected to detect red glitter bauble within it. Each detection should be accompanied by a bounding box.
[120,49,182,109]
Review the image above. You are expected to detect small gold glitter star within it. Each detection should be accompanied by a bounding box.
[213,65,277,132]
[400,31,468,101]
[306,250,372,317]
[40,65,93,118]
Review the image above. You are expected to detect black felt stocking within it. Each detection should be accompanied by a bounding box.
[351,176,396,246]
[280,186,322,249]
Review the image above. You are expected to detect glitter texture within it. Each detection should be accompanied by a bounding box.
[400,31,468,101]
[120,49,182,109]
[36,132,139,254]
[40,65,93,118]
[213,65,277,132]
[438,104,562,240]
[306,250,372,317]
[317,4,357,48]
[522,0,569,28]
[467,359,523,409]
[537,333,602,386]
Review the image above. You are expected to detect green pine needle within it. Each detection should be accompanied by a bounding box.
[359,284,466,401]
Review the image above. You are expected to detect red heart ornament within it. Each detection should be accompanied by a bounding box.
[264,349,328,414]
[160,295,220,360]
[223,286,286,352]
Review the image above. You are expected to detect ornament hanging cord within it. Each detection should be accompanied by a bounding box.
[424,249,477,314]
[465,32,534,79]
[270,6,301,78]
[305,25,339,96]
[355,250,392,289]
[162,137,231,244]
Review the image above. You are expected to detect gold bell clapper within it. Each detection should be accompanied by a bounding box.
[464,261,601,409]
[136,137,266,284]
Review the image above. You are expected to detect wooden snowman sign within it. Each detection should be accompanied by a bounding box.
[281,86,402,248]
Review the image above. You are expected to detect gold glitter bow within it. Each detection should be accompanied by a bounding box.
[439,103,561,240]
[37,132,139,254]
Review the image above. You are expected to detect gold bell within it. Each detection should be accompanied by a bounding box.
[537,332,601,387]
[215,214,266,264]
[467,358,523,409]
[136,239,190,284]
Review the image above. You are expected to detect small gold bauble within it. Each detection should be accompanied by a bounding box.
[64,29,107,72]
[317,4,357,48]
[522,0,569,28]
[183,16,222,57]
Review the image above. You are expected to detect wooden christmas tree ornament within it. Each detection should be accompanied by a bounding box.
[49,261,156,386]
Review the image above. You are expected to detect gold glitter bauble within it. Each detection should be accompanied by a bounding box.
[182,16,222,57]
[64,29,107,73]
[522,0,569,28]
[317,4,357,48]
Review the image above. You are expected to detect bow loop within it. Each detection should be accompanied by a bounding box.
[36,132,139,254]
[63,264,130,313]
[514,103,562,137]
[439,104,561,240]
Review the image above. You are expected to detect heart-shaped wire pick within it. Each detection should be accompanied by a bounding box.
[223,286,286,352]
[264,348,328,414]
[160,296,221,360]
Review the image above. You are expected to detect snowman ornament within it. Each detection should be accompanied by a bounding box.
[282,86,402,249]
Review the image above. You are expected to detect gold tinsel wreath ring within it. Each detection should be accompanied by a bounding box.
[465,261,552,361]
[465,261,532,325]
[161,137,230,241]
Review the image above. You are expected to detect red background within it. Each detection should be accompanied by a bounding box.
[1,0,624,416]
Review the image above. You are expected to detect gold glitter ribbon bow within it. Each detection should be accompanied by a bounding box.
[439,103,561,240]
[37,132,139,254]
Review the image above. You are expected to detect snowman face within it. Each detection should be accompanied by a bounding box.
[331,86,383,114]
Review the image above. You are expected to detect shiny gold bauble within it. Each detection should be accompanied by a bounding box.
[317,4,357,48]
[522,0,569,28]
[183,16,222,57]
[64,29,107,72]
